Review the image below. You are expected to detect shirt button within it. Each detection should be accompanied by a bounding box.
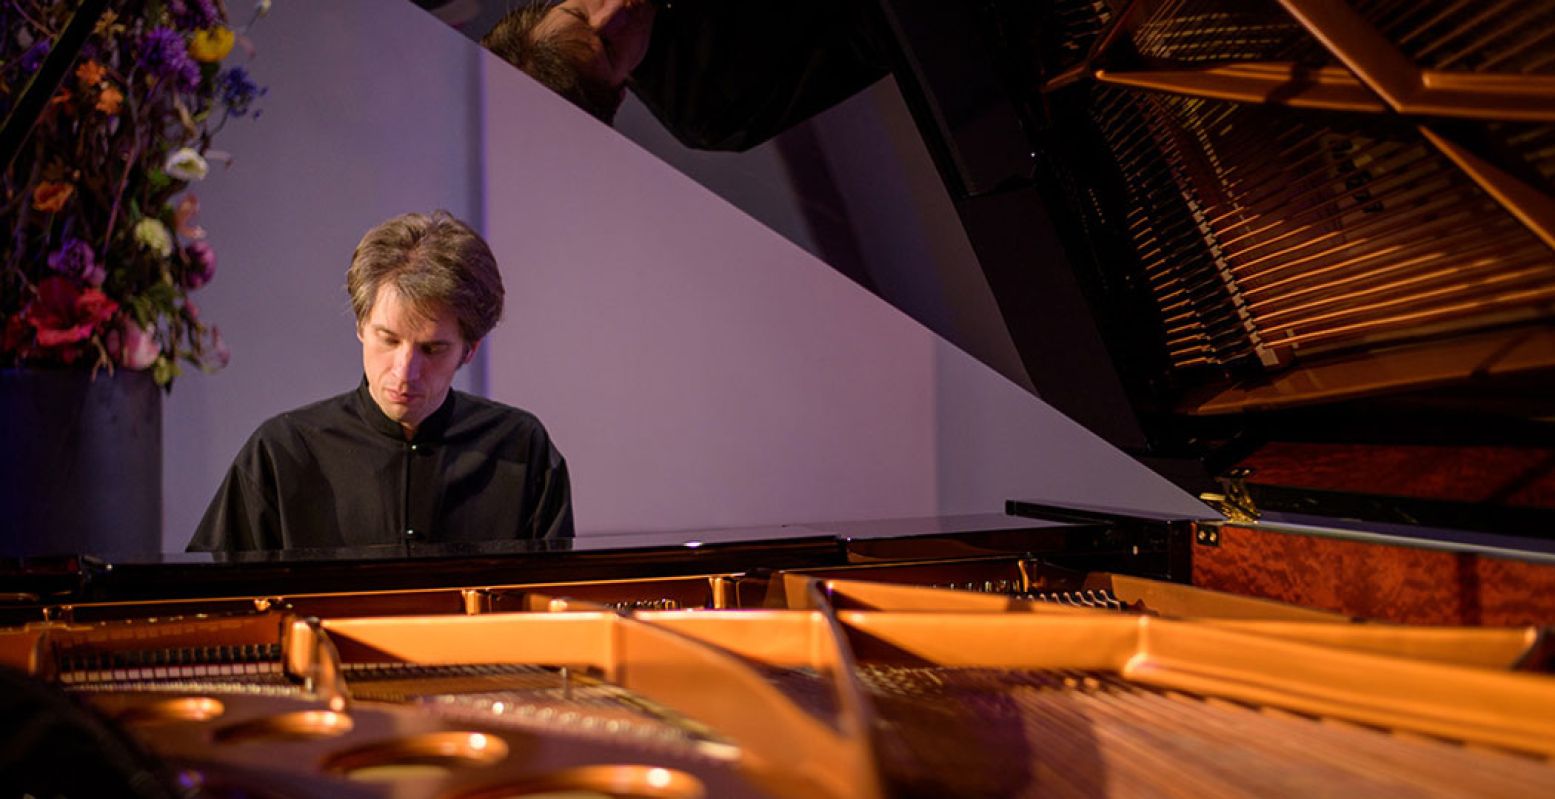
[405,528,417,539]
[409,443,420,452]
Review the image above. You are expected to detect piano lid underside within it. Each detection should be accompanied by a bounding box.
[1031,0,1555,416]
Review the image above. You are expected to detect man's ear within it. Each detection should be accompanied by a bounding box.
[462,338,482,366]
[356,323,366,344]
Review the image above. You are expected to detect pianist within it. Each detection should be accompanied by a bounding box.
[187,211,573,552]
[481,0,888,151]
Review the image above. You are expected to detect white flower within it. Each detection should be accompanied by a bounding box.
[134,217,174,258]
[164,147,209,182]
[256,0,272,17]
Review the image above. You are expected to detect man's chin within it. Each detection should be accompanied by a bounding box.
[374,394,419,422]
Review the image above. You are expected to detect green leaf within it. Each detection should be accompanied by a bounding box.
[144,280,177,310]
[128,295,154,324]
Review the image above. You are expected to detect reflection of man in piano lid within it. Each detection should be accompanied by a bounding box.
[187,212,573,553]
[482,0,889,151]
[482,0,657,125]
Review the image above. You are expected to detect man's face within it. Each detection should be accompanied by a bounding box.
[357,283,477,436]
[535,0,657,91]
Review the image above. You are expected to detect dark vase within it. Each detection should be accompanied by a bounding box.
[0,367,162,559]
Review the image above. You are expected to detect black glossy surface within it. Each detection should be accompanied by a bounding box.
[0,515,1091,608]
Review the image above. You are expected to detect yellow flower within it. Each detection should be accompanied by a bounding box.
[96,84,123,115]
[33,181,75,213]
[93,10,126,38]
[188,27,235,63]
[75,60,107,87]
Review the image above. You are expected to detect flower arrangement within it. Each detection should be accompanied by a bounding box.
[1,0,265,387]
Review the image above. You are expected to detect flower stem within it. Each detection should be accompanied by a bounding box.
[102,103,145,255]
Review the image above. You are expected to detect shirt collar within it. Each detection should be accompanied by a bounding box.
[354,376,457,443]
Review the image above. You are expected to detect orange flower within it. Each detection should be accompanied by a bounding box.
[174,193,205,239]
[95,84,123,115]
[75,60,107,87]
[32,181,74,213]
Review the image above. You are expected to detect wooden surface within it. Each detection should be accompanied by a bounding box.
[1193,524,1555,626]
[1240,442,1555,508]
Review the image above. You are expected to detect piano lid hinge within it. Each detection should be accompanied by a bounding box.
[1199,467,1260,524]
[460,589,493,616]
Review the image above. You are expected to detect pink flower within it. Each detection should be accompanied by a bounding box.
[207,325,230,369]
[117,319,162,370]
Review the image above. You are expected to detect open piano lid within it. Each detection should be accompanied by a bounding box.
[876,0,1555,541]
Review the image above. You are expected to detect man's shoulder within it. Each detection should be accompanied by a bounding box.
[248,388,358,443]
[450,391,560,451]
[451,392,567,472]
[452,390,547,430]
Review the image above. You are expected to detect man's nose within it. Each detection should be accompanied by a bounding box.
[393,346,423,381]
[593,0,629,31]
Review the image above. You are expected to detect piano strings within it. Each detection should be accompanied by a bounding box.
[858,664,1555,798]
[1088,84,1555,373]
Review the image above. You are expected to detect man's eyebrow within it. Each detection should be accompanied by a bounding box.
[549,5,587,31]
[551,6,601,47]
[372,324,456,347]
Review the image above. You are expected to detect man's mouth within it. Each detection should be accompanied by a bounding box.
[385,389,418,404]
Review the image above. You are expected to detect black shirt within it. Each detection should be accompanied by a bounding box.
[187,379,573,552]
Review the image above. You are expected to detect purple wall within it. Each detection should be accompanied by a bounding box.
[478,56,1207,534]
[160,1,1207,552]
[161,0,485,550]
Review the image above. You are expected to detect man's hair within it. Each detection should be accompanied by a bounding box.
[482,2,622,124]
[347,211,504,345]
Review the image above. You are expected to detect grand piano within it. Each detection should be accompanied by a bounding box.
[4,0,1555,797]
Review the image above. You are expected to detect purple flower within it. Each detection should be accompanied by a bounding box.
[217,67,266,118]
[20,39,50,72]
[47,238,106,286]
[183,240,216,289]
[168,0,222,30]
[139,27,200,93]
